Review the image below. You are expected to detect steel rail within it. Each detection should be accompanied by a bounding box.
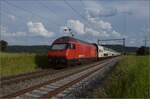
[0,69,57,85]
[1,58,118,98]
[42,60,116,98]
[1,58,112,85]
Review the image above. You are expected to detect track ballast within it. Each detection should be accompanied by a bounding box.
[1,57,119,98]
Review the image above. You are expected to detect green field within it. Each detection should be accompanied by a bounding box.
[0,53,149,98]
[93,55,149,98]
[0,52,48,77]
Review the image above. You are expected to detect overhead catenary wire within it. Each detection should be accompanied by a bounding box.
[80,0,86,9]
[63,0,92,28]
[3,0,94,34]
[40,1,75,35]
[64,0,86,20]
[2,7,29,23]
[3,0,60,28]
[39,1,66,26]
[40,1,66,22]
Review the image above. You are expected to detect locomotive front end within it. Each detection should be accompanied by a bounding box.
[48,43,68,64]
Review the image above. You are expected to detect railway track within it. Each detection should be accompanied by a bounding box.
[1,57,119,98]
[0,69,59,85]
[0,57,112,86]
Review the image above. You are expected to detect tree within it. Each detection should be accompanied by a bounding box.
[0,40,8,52]
[136,46,149,55]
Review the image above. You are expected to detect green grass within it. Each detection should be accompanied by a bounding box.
[93,55,149,98]
[0,52,48,77]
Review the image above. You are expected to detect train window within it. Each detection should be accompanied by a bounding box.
[51,44,67,50]
[104,53,108,56]
[99,49,103,52]
[68,44,75,49]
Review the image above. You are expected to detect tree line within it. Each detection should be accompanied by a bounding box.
[0,40,149,55]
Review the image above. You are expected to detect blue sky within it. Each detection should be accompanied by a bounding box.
[0,0,150,47]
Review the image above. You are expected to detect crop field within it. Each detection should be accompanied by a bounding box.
[0,52,48,77]
[92,55,149,98]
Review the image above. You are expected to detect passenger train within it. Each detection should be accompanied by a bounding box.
[48,36,120,67]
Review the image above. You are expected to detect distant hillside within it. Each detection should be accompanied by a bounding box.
[6,45,139,53]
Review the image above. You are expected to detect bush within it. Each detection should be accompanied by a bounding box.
[0,40,8,52]
[136,46,149,55]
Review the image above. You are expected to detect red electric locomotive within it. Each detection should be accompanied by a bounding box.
[48,36,97,67]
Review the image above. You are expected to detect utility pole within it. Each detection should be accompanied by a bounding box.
[144,36,147,47]
[123,38,125,55]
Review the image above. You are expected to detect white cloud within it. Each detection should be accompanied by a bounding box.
[85,28,99,36]
[111,30,121,37]
[0,25,7,33]
[86,18,120,37]
[61,19,120,38]
[88,18,112,30]
[0,26,26,37]
[129,39,136,44]
[67,20,85,35]
[1,21,54,38]
[86,7,117,18]
[2,32,27,37]
[114,0,150,18]
[84,1,119,18]
[27,21,53,37]
[84,0,149,19]
[85,27,109,37]
[8,15,16,21]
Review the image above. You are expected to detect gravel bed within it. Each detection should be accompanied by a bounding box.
[0,60,106,97]
[53,60,118,98]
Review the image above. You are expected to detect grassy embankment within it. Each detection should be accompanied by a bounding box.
[93,55,149,98]
[0,52,48,77]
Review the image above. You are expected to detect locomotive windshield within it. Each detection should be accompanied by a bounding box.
[51,44,67,50]
[51,43,75,50]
